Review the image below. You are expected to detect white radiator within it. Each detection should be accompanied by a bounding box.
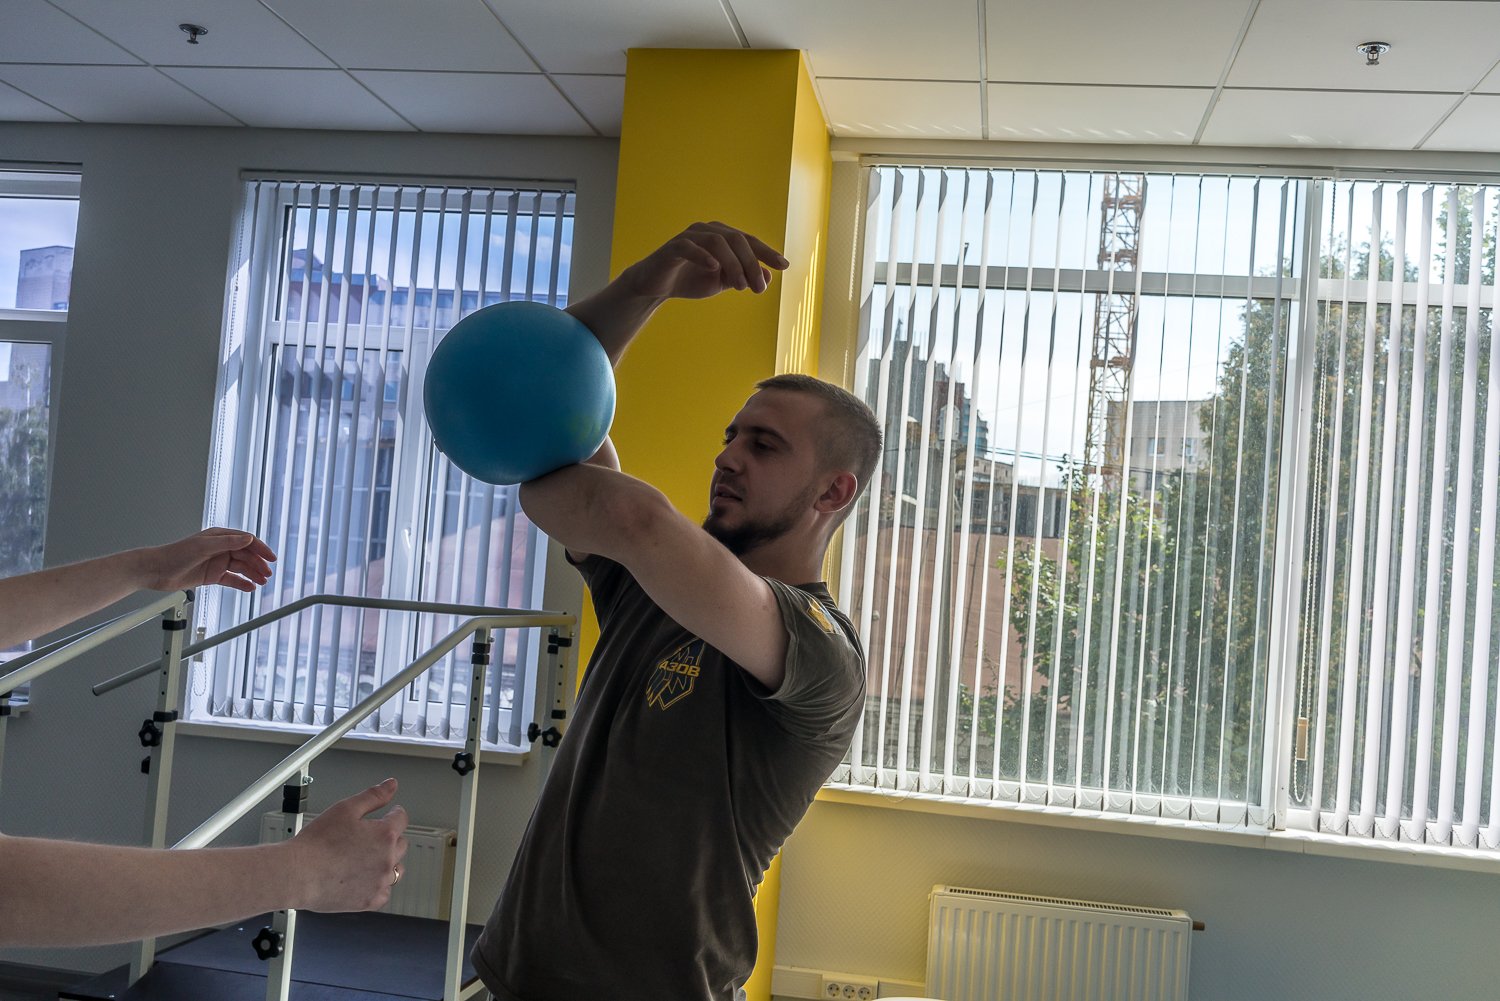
[259,811,456,920]
[927,885,1193,1001]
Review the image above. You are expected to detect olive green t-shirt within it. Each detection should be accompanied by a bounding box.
[471,554,865,1001]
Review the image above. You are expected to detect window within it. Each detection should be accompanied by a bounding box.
[0,169,78,700]
[1291,181,1500,849]
[838,164,1500,855]
[199,178,575,749]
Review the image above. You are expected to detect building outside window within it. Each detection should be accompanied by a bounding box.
[199,178,575,750]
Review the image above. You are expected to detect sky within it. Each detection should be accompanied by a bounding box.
[858,167,1500,491]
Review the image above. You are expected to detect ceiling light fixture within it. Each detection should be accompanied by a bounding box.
[1356,41,1391,67]
[179,23,208,45]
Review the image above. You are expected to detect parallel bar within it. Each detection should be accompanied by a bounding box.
[0,591,189,695]
[176,612,572,851]
[95,596,538,695]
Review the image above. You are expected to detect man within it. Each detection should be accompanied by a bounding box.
[0,528,410,947]
[471,223,882,1001]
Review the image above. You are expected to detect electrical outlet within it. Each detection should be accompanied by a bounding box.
[821,973,879,1000]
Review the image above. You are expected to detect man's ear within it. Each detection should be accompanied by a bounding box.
[815,471,859,515]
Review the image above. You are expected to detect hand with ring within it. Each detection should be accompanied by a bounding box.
[286,778,409,912]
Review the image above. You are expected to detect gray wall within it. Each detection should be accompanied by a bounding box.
[0,121,617,974]
[774,798,1499,1000]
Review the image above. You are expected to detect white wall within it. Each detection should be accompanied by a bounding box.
[0,121,617,974]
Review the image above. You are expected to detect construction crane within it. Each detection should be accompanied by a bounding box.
[1083,173,1146,484]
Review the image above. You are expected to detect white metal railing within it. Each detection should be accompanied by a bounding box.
[0,590,577,1001]
[0,591,194,801]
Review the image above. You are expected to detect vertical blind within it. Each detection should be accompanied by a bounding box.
[199,179,575,748]
[836,165,1304,826]
[839,165,1500,849]
[1293,180,1500,849]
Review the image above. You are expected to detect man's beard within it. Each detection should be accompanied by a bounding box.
[702,484,817,556]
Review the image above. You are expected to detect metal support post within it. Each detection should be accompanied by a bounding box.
[261,769,311,1001]
[443,628,490,1001]
[0,689,11,800]
[533,627,575,788]
[130,593,191,984]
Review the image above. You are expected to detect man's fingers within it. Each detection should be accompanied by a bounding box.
[715,224,766,292]
[668,235,721,273]
[696,229,750,290]
[742,231,790,270]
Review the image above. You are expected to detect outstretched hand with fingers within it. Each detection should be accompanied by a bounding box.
[289,778,410,913]
[135,527,277,594]
[623,221,790,303]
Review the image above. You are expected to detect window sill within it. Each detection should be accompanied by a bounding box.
[818,783,1500,877]
[0,308,66,323]
[176,719,531,767]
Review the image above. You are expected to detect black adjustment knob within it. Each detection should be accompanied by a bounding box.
[452,751,476,776]
[251,927,283,961]
[138,719,163,747]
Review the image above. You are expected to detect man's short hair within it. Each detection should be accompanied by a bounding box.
[754,374,883,500]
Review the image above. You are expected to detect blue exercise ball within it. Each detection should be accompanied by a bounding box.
[423,301,615,485]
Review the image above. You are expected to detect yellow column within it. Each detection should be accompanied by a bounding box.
[606,47,831,1001]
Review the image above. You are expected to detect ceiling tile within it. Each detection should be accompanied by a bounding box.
[485,0,741,75]
[0,0,140,64]
[48,0,334,68]
[738,0,981,81]
[986,0,1250,87]
[552,74,626,136]
[0,79,74,122]
[0,65,239,125]
[1228,0,1500,92]
[1422,94,1500,151]
[351,71,589,134]
[262,0,534,72]
[1202,88,1451,148]
[818,79,982,139]
[988,84,1208,143]
[159,68,412,131]
[1471,59,1500,94]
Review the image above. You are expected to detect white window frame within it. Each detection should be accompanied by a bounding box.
[0,167,78,707]
[833,159,1500,861]
[197,176,574,750]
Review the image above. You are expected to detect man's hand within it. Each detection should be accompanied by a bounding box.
[566,222,789,370]
[288,779,410,913]
[134,527,277,593]
[621,221,789,302]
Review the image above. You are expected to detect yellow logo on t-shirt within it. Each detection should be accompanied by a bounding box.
[805,597,837,634]
[646,639,705,711]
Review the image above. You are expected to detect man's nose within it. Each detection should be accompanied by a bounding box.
[714,440,742,472]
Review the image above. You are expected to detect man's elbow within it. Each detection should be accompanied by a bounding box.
[602,483,676,558]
